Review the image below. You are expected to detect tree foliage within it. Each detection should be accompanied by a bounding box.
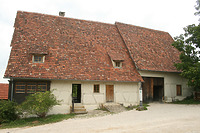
[0,100,19,123]
[20,91,60,118]
[172,1,200,91]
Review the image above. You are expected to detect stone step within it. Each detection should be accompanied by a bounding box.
[70,104,87,114]
[74,108,86,112]
[103,103,126,113]
[74,111,87,114]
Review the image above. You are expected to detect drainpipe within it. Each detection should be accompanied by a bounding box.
[139,82,143,107]
[11,79,14,101]
[72,98,74,113]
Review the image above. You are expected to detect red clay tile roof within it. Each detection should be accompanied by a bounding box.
[116,22,181,72]
[4,11,143,82]
[108,50,125,61]
[0,83,9,99]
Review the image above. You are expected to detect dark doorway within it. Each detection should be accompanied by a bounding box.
[72,84,81,103]
[142,77,164,102]
[153,86,163,101]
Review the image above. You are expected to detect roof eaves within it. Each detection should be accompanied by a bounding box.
[7,77,142,83]
[138,69,181,73]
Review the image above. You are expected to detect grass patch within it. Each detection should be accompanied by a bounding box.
[0,113,75,129]
[172,97,200,104]
[126,103,149,111]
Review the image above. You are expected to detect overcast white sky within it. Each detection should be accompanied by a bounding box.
[0,0,199,83]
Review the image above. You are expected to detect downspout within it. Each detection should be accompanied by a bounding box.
[11,78,14,101]
[139,82,143,107]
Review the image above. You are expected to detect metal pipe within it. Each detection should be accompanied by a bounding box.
[139,82,143,107]
[11,79,14,101]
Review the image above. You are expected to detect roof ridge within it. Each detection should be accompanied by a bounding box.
[17,10,114,26]
[115,21,170,34]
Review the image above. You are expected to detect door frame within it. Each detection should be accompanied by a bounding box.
[72,84,81,103]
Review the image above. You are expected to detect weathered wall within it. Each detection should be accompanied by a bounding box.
[139,70,192,102]
[49,80,139,114]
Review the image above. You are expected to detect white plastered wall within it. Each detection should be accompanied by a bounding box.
[139,70,192,102]
[48,80,139,114]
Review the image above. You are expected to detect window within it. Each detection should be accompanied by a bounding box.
[33,55,45,63]
[176,85,182,96]
[114,61,122,68]
[115,62,120,67]
[38,83,48,92]
[94,84,100,93]
[16,82,26,93]
[15,82,48,94]
[27,83,37,93]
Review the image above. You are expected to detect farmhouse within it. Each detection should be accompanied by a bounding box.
[4,11,191,114]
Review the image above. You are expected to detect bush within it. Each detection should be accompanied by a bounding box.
[0,100,19,124]
[20,91,60,118]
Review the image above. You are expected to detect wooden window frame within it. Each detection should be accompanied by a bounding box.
[15,82,26,93]
[15,82,48,94]
[176,85,182,96]
[32,55,45,63]
[37,83,48,92]
[94,84,100,93]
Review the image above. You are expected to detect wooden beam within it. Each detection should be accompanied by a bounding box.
[150,78,154,100]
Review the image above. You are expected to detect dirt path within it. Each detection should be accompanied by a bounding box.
[1,103,200,133]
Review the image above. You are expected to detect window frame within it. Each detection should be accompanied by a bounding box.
[32,55,45,63]
[15,82,48,94]
[94,84,100,93]
[113,60,122,68]
[176,85,182,96]
[15,82,26,93]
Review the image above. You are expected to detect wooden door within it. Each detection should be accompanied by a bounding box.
[106,85,114,102]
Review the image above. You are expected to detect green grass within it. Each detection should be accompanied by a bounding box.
[125,103,149,111]
[0,113,75,129]
[172,98,200,104]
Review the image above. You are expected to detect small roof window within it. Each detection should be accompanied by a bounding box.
[108,50,124,68]
[32,55,45,63]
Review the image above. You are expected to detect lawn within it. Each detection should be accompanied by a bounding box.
[0,113,75,129]
[172,96,200,104]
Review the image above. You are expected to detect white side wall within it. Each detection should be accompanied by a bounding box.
[48,80,139,114]
[139,70,192,102]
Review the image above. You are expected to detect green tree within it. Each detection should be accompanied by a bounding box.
[20,91,60,118]
[172,0,200,91]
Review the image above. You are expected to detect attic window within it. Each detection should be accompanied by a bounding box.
[33,55,45,63]
[114,61,122,68]
[108,51,124,68]
[115,61,120,67]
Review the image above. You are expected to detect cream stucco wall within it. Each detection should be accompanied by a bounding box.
[139,70,192,102]
[48,80,139,114]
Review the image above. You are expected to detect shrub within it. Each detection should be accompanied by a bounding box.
[20,91,60,118]
[0,100,19,124]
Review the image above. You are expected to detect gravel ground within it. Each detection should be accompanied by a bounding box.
[1,103,200,133]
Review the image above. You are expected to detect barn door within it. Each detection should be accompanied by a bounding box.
[106,85,114,102]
